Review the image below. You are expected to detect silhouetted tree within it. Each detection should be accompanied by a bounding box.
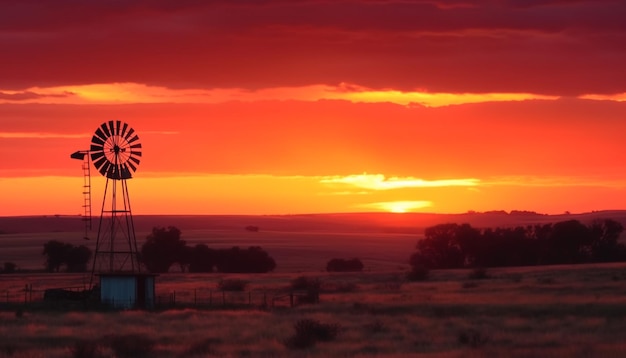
[65,245,92,272]
[2,262,17,274]
[188,244,216,273]
[588,219,625,262]
[414,223,466,269]
[43,240,72,272]
[326,258,364,272]
[42,240,92,272]
[141,226,186,273]
[215,246,276,273]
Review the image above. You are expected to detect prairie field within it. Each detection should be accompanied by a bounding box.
[2,264,626,357]
[3,213,626,357]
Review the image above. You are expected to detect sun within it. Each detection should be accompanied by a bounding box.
[375,201,432,213]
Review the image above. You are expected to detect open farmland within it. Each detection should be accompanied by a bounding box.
[3,213,626,356]
[2,264,626,357]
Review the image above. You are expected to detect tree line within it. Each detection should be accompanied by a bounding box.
[410,218,626,270]
[140,227,276,273]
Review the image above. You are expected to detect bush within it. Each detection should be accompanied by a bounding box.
[284,319,340,349]
[290,276,321,291]
[217,278,247,291]
[104,334,155,358]
[407,264,429,281]
[468,267,489,280]
[71,340,99,358]
[2,262,17,274]
[182,338,221,357]
[457,328,489,348]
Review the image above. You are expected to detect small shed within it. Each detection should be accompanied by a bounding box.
[97,273,158,309]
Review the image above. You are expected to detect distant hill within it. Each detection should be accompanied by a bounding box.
[2,211,626,235]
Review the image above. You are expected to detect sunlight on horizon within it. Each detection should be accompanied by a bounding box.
[0,82,563,107]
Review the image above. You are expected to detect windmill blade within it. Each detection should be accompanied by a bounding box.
[115,120,121,135]
[90,151,105,161]
[108,121,115,138]
[127,160,137,172]
[130,143,142,149]
[127,134,140,145]
[101,123,111,138]
[90,144,104,153]
[91,135,105,146]
[93,156,108,171]
[121,164,132,179]
[124,128,135,141]
[94,128,107,143]
[121,122,128,137]
[99,161,111,177]
[129,156,141,165]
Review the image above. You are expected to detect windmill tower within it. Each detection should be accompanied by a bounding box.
[72,121,156,309]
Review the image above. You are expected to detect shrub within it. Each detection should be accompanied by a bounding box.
[468,267,489,280]
[104,334,155,358]
[457,328,489,348]
[217,278,247,291]
[2,262,17,274]
[71,340,99,358]
[182,338,221,357]
[284,319,340,349]
[290,276,321,292]
[407,264,429,281]
[290,276,321,304]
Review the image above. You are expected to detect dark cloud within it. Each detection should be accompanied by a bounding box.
[0,0,624,95]
[0,91,73,101]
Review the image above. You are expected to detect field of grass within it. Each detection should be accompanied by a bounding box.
[2,263,626,357]
[3,213,626,356]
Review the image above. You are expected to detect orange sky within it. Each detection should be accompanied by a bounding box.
[1,0,626,216]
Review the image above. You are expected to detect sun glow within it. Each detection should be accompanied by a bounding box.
[321,174,480,191]
[362,201,433,213]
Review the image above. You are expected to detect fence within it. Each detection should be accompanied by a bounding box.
[1,285,317,310]
[155,288,317,309]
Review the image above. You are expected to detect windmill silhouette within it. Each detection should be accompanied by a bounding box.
[72,121,143,285]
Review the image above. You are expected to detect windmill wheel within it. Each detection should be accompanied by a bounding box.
[90,121,142,179]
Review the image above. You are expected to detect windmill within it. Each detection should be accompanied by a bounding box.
[71,121,155,309]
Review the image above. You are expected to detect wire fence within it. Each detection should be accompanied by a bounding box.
[1,285,317,310]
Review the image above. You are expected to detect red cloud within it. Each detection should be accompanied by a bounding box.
[0,0,624,95]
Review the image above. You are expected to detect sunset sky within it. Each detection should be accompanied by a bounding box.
[1,0,626,216]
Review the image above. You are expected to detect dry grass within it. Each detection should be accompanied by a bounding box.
[2,263,626,356]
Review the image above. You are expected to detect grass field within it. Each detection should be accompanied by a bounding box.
[3,213,626,356]
[2,263,626,357]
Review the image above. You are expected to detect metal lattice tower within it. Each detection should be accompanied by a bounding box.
[72,121,143,288]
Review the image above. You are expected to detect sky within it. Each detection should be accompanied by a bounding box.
[1,0,626,216]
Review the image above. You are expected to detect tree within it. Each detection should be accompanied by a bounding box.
[65,245,92,272]
[2,262,17,274]
[188,244,216,273]
[588,219,625,262]
[43,240,72,272]
[413,223,467,269]
[215,246,276,273]
[140,226,186,273]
